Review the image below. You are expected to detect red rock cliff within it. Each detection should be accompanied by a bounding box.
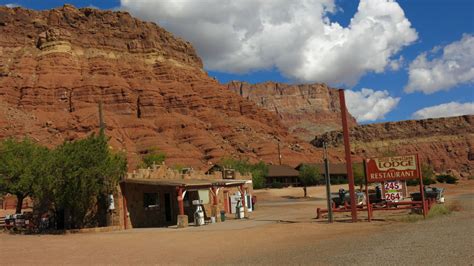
[227,81,357,141]
[0,5,320,169]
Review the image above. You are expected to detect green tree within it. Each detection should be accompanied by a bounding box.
[249,161,268,189]
[353,163,365,190]
[298,164,321,197]
[0,138,51,214]
[48,133,127,229]
[140,149,166,168]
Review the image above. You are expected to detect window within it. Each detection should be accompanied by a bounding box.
[198,189,210,204]
[143,193,160,210]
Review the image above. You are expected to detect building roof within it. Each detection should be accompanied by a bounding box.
[121,178,247,188]
[295,163,349,175]
[267,165,299,178]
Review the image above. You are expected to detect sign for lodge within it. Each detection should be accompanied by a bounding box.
[366,155,419,182]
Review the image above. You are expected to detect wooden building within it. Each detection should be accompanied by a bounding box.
[295,163,348,183]
[265,165,300,187]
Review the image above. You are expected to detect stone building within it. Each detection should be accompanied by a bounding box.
[117,164,253,229]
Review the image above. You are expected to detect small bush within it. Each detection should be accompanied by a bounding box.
[271,181,284,189]
[445,175,458,184]
[407,176,436,186]
[427,204,451,218]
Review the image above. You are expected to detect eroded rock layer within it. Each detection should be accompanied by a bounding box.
[0,5,320,169]
[313,115,474,178]
[227,81,357,141]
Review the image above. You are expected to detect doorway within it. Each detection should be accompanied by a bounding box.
[164,193,172,222]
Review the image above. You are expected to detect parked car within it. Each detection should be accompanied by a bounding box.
[410,186,445,203]
[4,213,34,231]
[331,188,366,207]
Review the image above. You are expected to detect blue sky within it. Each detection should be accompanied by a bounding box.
[1,0,473,123]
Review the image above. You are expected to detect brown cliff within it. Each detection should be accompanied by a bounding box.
[227,81,357,141]
[312,115,474,178]
[0,5,320,169]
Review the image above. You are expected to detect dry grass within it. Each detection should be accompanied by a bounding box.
[398,202,461,223]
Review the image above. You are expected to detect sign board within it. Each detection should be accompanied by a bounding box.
[229,194,241,214]
[223,169,235,179]
[366,155,419,183]
[382,180,405,201]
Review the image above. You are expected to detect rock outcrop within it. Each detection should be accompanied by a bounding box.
[312,115,474,178]
[227,81,357,141]
[0,5,320,169]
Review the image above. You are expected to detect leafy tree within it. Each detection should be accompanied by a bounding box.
[249,161,268,189]
[352,163,365,190]
[298,164,321,197]
[0,138,51,214]
[46,133,127,229]
[140,149,166,168]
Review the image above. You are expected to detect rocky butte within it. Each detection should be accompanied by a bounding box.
[0,5,325,169]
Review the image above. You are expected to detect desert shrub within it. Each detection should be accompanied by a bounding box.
[271,181,284,189]
[140,148,166,168]
[436,174,458,184]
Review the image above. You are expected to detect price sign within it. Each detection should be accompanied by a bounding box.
[383,180,404,202]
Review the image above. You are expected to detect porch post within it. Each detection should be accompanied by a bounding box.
[239,185,246,207]
[212,187,218,205]
[176,186,188,228]
[177,187,184,215]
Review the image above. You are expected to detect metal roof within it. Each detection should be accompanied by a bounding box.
[121,178,247,188]
[267,165,300,177]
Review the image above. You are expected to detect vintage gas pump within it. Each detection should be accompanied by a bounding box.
[193,200,205,226]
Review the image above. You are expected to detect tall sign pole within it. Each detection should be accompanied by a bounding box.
[323,142,333,223]
[338,89,357,222]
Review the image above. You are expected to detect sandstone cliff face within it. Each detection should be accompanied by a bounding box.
[313,115,474,178]
[0,5,320,169]
[227,81,357,141]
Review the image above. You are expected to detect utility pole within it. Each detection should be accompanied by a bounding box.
[323,142,333,223]
[99,101,105,134]
[338,89,357,222]
[278,142,282,165]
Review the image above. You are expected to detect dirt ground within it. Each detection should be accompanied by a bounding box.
[1,181,473,265]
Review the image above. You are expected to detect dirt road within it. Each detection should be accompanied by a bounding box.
[230,194,474,265]
[1,183,472,265]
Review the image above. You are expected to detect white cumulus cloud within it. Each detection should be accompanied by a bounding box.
[4,3,20,8]
[405,34,474,94]
[345,88,400,122]
[121,0,417,86]
[412,102,474,119]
